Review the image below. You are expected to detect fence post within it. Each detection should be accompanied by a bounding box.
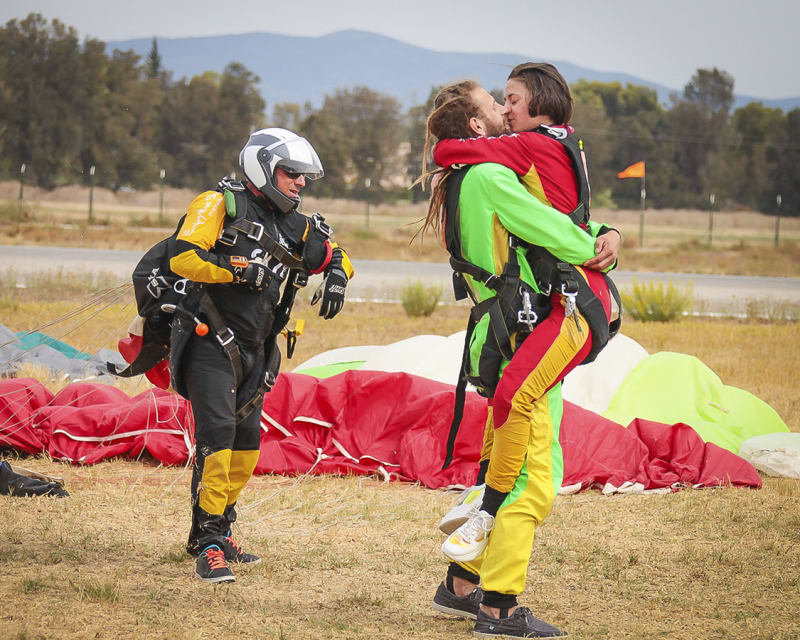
[159,168,166,225]
[638,175,646,248]
[88,165,96,223]
[18,163,26,215]
[707,193,715,248]
[365,177,371,229]
[774,194,782,248]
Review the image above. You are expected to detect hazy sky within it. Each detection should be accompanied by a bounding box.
[2,0,798,98]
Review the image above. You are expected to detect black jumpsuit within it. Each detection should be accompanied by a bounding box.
[168,185,353,555]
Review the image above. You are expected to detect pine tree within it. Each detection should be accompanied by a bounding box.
[146,37,162,79]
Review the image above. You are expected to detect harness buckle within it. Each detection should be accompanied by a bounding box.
[215,327,235,347]
[173,279,188,295]
[312,213,332,238]
[218,228,238,246]
[561,280,578,297]
[517,290,538,331]
[483,274,500,290]
[246,221,264,243]
[292,271,309,289]
[560,284,581,332]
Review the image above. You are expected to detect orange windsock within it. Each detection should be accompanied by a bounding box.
[617,161,646,179]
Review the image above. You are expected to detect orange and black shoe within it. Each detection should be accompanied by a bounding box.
[221,534,261,565]
[195,545,235,583]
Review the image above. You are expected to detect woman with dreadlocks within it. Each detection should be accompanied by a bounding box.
[422,79,620,639]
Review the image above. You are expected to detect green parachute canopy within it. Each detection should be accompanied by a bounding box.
[602,352,789,453]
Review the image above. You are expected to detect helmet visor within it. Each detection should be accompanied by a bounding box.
[270,136,324,180]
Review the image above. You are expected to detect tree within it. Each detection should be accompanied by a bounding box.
[570,84,614,195]
[154,64,265,188]
[727,102,786,209]
[570,81,670,208]
[0,14,84,187]
[406,86,439,203]
[770,108,800,216]
[102,50,161,189]
[683,67,734,117]
[300,86,403,199]
[155,72,222,188]
[146,37,162,79]
[272,102,305,130]
[216,62,266,167]
[665,68,736,206]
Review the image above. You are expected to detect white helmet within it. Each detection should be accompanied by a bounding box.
[239,128,324,213]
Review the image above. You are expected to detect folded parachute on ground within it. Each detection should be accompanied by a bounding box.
[0,330,789,489]
[738,432,800,479]
[0,367,763,491]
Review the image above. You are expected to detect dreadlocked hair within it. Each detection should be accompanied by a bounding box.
[415,80,480,242]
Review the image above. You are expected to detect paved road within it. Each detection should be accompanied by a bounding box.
[3,246,799,311]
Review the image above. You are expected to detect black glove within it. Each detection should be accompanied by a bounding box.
[237,259,270,291]
[311,268,347,319]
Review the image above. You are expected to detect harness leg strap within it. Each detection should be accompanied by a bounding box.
[442,314,477,470]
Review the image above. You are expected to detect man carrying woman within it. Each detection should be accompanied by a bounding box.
[422,63,621,638]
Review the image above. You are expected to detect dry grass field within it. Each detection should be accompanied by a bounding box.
[1,184,799,639]
[1,271,799,639]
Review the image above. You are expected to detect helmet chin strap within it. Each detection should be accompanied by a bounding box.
[245,181,264,199]
[245,179,297,213]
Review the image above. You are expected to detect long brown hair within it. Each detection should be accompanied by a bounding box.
[508,62,573,124]
[416,80,480,241]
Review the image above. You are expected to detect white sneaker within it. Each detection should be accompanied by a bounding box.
[441,508,495,562]
[438,484,486,534]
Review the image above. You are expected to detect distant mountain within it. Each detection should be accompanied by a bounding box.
[109,29,800,112]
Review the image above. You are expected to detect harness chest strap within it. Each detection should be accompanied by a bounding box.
[222,187,333,275]
[536,124,591,229]
[221,218,307,271]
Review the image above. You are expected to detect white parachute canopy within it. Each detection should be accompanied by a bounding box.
[294,332,649,414]
[738,433,800,479]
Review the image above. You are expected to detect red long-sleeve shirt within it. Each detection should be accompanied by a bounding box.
[433,129,579,215]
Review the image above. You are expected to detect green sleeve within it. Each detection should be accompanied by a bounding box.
[587,221,620,271]
[587,220,605,238]
[463,164,598,265]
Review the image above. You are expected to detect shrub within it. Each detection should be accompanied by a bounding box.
[591,187,617,210]
[401,280,442,317]
[621,278,694,322]
[745,298,799,324]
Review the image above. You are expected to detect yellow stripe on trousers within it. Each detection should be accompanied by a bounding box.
[458,312,589,594]
[459,385,564,594]
[198,448,260,515]
[228,450,260,506]
[486,310,589,493]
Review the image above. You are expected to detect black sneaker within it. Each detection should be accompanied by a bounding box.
[221,534,261,565]
[432,581,482,620]
[473,607,567,638]
[195,545,235,583]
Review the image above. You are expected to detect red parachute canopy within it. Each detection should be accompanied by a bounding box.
[0,371,760,492]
